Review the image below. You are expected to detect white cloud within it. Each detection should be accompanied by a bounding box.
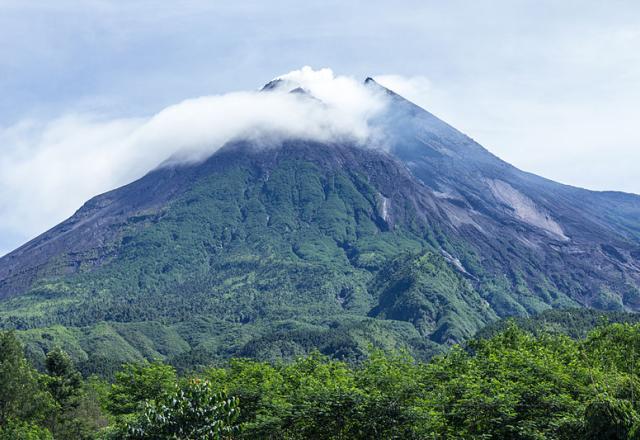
[0,67,388,255]
[2,63,639,257]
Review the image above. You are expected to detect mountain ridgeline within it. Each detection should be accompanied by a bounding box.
[0,78,639,373]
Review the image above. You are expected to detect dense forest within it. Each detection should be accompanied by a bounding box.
[3,317,640,439]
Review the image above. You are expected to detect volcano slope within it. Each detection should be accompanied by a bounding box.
[0,79,638,374]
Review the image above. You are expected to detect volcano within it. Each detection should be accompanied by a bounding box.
[1,77,639,373]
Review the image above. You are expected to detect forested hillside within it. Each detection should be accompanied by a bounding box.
[3,319,640,439]
[477,307,640,339]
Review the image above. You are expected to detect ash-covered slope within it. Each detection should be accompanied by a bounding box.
[1,78,639,373]
[367,78,640,312]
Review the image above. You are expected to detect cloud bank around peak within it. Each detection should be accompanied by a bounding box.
[0,67,388,255]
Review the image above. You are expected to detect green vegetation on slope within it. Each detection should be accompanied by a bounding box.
[477,307,640,340]
[5,321,640,438]
[0,154,498,372]
[2,144,629,373]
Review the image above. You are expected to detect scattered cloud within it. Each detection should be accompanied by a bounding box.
[0,67,388,255]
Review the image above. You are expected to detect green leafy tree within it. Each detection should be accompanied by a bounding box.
[583,323,640,375]
[123,378,240,439]
[206,358,288,437]
[582,324,640,439]
[0,331,52,426]
[44,348,90,439]
[584,396,640,439]
[277,353,358,439]
[107,361,177,415]
[46,348,83,410]
[208,351,425,439]
[0,419,53,440]
[418,325,589,439]
[353,350,426,439]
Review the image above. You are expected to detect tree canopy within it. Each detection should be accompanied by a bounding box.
[4,322,640,438]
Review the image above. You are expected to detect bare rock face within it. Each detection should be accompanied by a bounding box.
[486,179,568,241]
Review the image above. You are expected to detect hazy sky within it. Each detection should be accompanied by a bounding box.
[1,0,639,255]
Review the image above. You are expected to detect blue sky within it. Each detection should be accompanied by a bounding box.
[1,0,640,255]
